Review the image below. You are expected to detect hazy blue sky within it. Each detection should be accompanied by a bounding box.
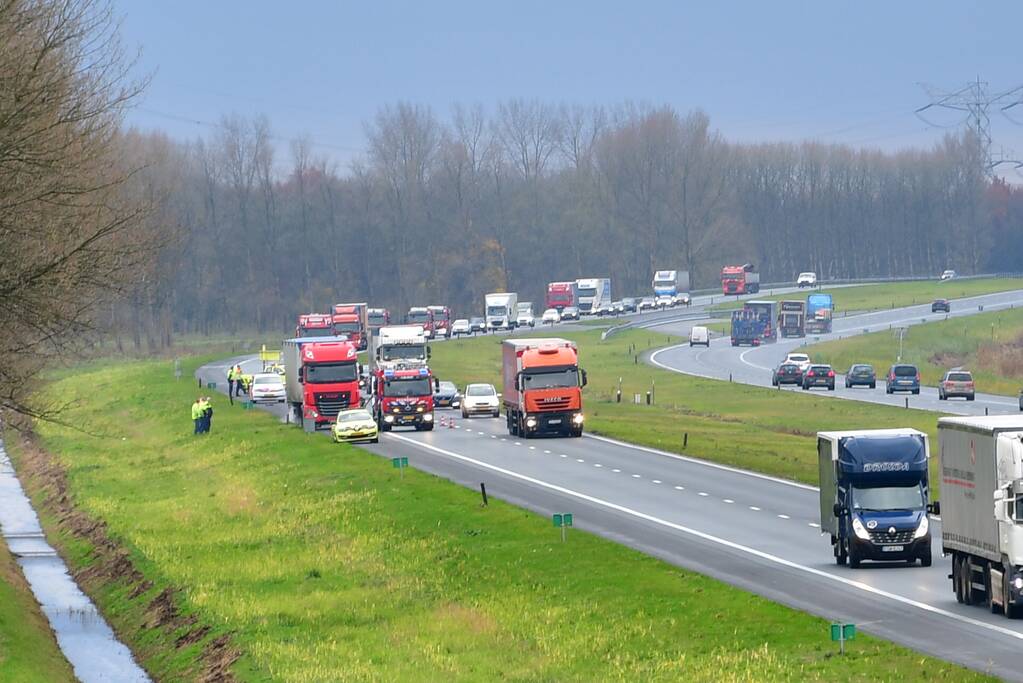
[118,1,1023,170]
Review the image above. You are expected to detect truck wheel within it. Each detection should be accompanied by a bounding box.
[380,422,391,432]
[954,556,965,603]
[913,389,920,395]
[920,548,932,567]
[963,558,976,605]
[834,540,847,566]
[571,428,583,438]
[492,411,500,418]
[847,541,861,569]
[1004,568,1019,619]
[870,382,876,389]
[421,423,434,432]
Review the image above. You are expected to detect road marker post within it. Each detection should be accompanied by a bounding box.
[174,359,182,381]
[392,456,409,480]
[553,513,573,542]
[830,623,856,654]
[480,482,488,507]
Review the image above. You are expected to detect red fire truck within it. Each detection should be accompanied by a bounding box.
[295,314,335,338]
[427,305,452,338]
[332,302,369,351]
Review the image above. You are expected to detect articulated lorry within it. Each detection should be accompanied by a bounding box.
[778,300,806,338]
[368,325,435,431]
[283,337,361,431]
[545,281,577,312]
[743,300,778,343]
[729,310,765,346]
[502,338,587,438]
[295,313,335,338]
[806,293,834,334]
[652,270,691,301]
[939,416,1023,618]
[575,278,611,315]
[485,292,517,331]
[721,263,759,295]
[332,302,369,351]
[819,428,936,568]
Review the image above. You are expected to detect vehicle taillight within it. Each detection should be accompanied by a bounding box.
[807,371,815,377]
[916,374,920,381]
[827,371,835,377]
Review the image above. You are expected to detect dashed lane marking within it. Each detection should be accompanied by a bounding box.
[749,506,761,511]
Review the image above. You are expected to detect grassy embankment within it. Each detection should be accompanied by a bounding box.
[431,329,947,488]
[708,277,1023,314]
[0,540,75,681]
[808,307,1023,397]
[7,358,988,681]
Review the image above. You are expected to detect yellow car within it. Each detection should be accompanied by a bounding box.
[332,409,379,444]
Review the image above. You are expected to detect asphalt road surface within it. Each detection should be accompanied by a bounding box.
[648,289,1023,417]
[200,341,1023,679]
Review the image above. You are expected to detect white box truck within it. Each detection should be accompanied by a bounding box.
[575,278,611,315]
[485,292,517,331]
[939,415,1023,617]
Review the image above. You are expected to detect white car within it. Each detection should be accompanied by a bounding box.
[785,352,812,373]
[249,373,286,403]
[560,307,580,321]
[541,308,561,324]
[451,319,471,336]
[516,311,536,327]
[797,272,817,288]
[689,325,710,347]
[461,383,500,418]
[639,297,656,311]
[674,293,691,306]
[940,269,957,281]
[611,301,625,315]
[655,295,673,309]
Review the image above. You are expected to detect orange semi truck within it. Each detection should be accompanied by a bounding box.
[502,338,587,438]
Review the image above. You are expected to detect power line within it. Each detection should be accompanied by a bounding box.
[916,78,1023,175]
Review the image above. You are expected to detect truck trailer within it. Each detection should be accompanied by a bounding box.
[806,293,834,334]
[743,300,778,343]
[485,292,518,331]
[778,300,806,338]
[818,428,936,568]
[282,337,361,431]
[501,338,587,438]
[939,416,1023,617]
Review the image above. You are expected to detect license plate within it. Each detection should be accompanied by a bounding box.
[881,545,904,552]
[548,418,562,425]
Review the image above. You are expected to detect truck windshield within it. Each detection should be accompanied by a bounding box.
[577,287,596,297]
[299,327,334,338]
[306,362,358,383]
[383,378,432,397]
[368,314,387,325]
[851,484,925,511]
[407,312,430,323]
[486,306,507,316]
[333,322,361,332]
[654,279,674,288]
[380,345,426,361]
[722,273,742,281]
[523,367,579,390]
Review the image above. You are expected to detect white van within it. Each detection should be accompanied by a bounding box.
[689,325,710,347]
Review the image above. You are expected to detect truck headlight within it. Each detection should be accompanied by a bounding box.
[572,413,584,424]
[423,413,433,422]
[416,404,424,413]
[913,515,929,539]
[384,415,395,423]
[1014,576,1023,591]
[526,417,537,428]
[852,517,871,540]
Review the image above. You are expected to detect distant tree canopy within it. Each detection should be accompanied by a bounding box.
[120,102,1017,344]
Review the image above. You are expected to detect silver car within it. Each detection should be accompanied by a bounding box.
[461,383,500,418]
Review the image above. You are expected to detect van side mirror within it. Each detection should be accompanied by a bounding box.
[427,347,432,359]
[298,367,304,383]
[927,501,940,516]
[833,503,846,517]
[434,377,440,391]
[580,369,588,387]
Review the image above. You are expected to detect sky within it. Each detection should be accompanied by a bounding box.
[117,1,1023,175]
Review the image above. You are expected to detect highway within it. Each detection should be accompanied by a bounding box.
[648,289,1023,417]
[201,316,1023,679]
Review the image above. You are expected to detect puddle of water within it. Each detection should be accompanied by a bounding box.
[0,442,151,683]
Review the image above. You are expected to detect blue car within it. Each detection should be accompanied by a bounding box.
[886,364,920,395]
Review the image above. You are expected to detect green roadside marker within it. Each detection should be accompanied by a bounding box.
[207,382,217,390]
[830,623,856,654]
[553,513,573,541]
[242,401,253,410]
[392,457,409,479]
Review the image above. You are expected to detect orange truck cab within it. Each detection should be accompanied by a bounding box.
[502,338,587,438]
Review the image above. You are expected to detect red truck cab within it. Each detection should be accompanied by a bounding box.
[720,263,759,295]
[332,302,369,351]
[282,338,361,430]
[406,307,435,338]
[367,308,390,332]
[427,305,452,338]
[371,366,435,431]
[502,338,586,438]
[545,282,577,312]
[296,314,335,338]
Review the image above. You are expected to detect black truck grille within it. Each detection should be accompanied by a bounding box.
[869,529,914,544]
[315,393,352,417]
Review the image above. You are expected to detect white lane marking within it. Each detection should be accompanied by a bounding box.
[632,474,641,479]
[544,450,551,454]
[529,446,536,450]
[809,523,820,528]
[491,435,497,439]
[652,479,662,484]
[698,492,708,497]
[383,432,1023,643]
[674,485,684,490]
[576,458,585,463]
[584,434,816,492]
[514,442,522,446]
[723,499,734,504]
[612,468,621,473]
[561,454,568,459]
[739,346,774,372]
[749,506,761,511]
[778,514,790,519]
[500,438,507,442]
[478,431,485,435]
[594,464,603,468]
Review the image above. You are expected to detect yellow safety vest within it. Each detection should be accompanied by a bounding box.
[191,402,203,420]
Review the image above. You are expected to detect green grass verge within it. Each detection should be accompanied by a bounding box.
[12,358,987,681]
[429,329,950,491]
[806,307,1023,397]
[0,539,75,681]
[708,278,1023,314]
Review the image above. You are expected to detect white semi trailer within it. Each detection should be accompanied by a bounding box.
[939,415,1023,618]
